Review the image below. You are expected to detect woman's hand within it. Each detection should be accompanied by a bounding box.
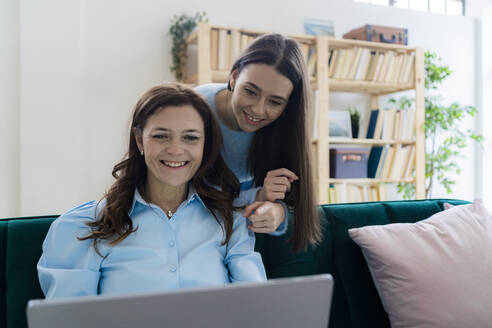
[243,201,286,233]
[256,168,298,202]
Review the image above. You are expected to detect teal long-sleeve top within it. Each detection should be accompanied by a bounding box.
[195,83,288,235]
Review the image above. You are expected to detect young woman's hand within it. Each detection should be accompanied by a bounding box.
[243,201,286,233]
[256,168,298,202]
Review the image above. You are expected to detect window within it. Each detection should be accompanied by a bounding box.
[355,0,465,15]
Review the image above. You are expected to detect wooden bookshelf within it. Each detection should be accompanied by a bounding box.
[313,35,425,204]
[182,23,425,204]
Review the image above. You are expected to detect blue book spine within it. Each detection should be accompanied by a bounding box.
[366,109,379,139]
[367,146,383,178]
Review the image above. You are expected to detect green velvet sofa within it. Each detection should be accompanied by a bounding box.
[0,199,469,328]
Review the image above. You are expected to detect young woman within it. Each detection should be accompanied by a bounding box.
[38,83,266,298]
[195,33,322,251]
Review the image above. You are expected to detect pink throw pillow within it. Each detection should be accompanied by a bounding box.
[348,199,492,328]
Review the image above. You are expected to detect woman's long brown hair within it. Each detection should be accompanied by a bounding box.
[230,34,322,252]
[79,83,240,252]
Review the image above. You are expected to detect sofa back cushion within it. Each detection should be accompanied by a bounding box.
[0,217,56,328]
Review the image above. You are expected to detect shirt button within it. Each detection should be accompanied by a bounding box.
[169,241,175,247]
[170,267,177,273]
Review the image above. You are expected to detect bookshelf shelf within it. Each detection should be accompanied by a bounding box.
[328,79,414,95]
[328,178,415,184]
[327,38,416,51]
[312,138,415,146]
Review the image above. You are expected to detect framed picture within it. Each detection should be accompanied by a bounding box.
[303,18,335,37]
[328,111,352,138]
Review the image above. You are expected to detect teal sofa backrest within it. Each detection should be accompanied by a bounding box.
[0,216,58,328]
[0,199,469,328]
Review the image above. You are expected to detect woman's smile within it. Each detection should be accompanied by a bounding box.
[160,160,189,168]
[243,110,265,125]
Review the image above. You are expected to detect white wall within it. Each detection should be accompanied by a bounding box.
[1,0,20,217]
[1,0,485,217]
[471,0,492,209]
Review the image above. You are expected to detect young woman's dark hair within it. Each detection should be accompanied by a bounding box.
[79,83,240,251]
[229,34,322,252]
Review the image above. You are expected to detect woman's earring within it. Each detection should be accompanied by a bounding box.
[140,150,144,156]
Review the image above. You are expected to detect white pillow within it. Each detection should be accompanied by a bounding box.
[349,199,492,328]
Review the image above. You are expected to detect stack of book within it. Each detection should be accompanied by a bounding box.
[328,183,389,203]
[327,48,415,84]
[366,108,416,141]
[209,28,314,73]
[366,108,416,180]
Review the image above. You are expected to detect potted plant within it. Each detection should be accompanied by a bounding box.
[348,107,360,138]
[168,11,208,81]
[391,51,483,199]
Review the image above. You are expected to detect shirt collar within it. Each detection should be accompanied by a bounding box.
[129,184,207,216]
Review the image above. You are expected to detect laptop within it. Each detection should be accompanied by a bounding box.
[27,274,333,328]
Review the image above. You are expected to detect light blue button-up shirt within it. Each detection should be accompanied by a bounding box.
[38,187,266,298]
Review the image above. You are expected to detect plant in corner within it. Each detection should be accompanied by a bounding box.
[391,51,483,199]
[168,11,208,81]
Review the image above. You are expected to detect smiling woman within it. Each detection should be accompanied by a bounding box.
[37,83,266,298]
[195,33,321,252]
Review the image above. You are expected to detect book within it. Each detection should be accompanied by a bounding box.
[366,109,383,179]
[210,29,219,70]
[230,30,241,67]
[381,145,396,178]
[240,33,249,52]
[370,52,385,81]
[217,29,228,70]
[348,47,362,79]
[375,145,389,178]
[308,48,317,77]
[382,109,396,140]
[378,184,387,201]
[393,110,401,140]
[369,186,379,201]
[225,30,231,69]
[332,48,346,79]
[377,51,393,82]
[367,146,384,178]
[388,54,402,83]
[398,53,409,83]
[402,145,416,178]
[400,52,415,83]
[390,145,407,179]
[373,108,385,139]
[328,49,339,78]
[366,109,379,139]
[340,48,354,79]
[364,51,377,81]
[355,48,371,80]
[401,108,416,140]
